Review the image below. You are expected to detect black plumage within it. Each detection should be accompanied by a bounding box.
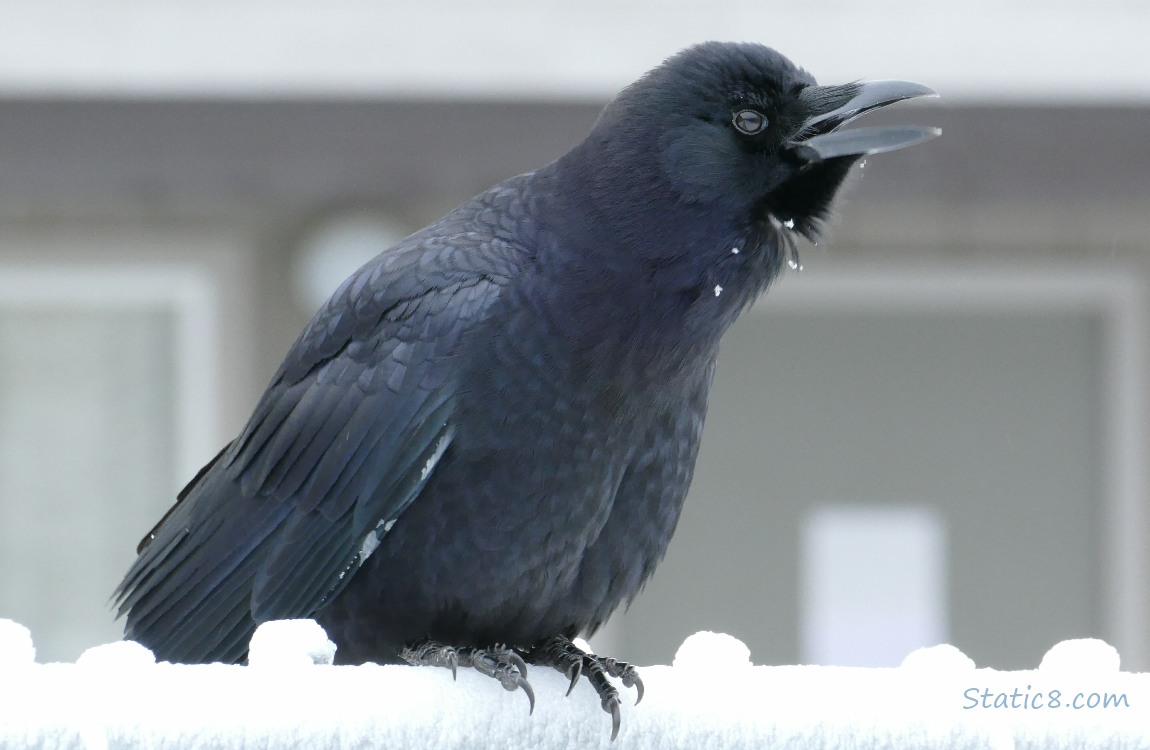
[116,41,936,734]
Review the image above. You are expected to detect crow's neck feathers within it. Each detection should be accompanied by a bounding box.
[532,47,857,344]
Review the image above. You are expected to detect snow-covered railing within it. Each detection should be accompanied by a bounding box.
[1,618,1146,749]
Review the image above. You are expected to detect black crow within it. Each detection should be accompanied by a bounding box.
[116,41,937,738]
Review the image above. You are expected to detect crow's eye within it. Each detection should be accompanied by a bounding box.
[732,109,768,135]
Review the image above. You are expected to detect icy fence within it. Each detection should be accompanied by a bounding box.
[1,619,1148,750]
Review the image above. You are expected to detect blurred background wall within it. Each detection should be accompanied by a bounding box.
[1,1,1147,670]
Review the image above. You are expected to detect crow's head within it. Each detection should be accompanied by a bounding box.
[589,41,938,243]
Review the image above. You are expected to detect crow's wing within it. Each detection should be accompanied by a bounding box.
[115,191,528,663]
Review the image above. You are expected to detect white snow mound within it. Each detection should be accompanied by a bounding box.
[248,619,337,667]
[1039,638,1121,674]
[0,618,35,667]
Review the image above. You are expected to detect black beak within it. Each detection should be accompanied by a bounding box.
[791,80,940,162]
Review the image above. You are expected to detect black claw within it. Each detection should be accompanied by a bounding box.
[523,634,641,740]
[403,640,534,713]
[606,697,621,741]
[516,674,536,714]
[508,650,529,680]
[614,664,643,705]
[602,656,644,705]
[565,659,582,697]
[630,672,644,705]
[401,641,461,681]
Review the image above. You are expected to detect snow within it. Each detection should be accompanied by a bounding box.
[1,617,1147,749]
[1039,638,1121,674]
[673,630,751,670]
[247,620,336,668]
[75,640,154,670]
[901,643,977,672]
[0,618,35,666]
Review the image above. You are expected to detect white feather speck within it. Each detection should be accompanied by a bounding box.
[421,429,452,481]
[358,530,380,561]
[713,285,723,297]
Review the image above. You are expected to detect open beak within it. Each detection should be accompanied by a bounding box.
[790,80,940,162]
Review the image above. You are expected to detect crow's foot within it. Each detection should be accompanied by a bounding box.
[401,640,535,713]
[527,634,643,740]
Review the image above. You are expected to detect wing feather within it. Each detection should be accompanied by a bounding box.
[115,187,529,662]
